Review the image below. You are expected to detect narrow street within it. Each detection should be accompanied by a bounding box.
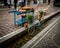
[1,9,60,48]
[0,4,60,37]
[0,0,60,48]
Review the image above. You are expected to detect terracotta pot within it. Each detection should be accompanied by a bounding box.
[24,23,28,28]
[43,12,46,16]
[38,16,41,21]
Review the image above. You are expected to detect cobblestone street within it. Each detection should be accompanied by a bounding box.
[0,10,21,37]
[33,18,60,48]
[0,0,60,48]
[0,4,60,37]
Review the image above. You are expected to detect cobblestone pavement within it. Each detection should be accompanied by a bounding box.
[33,17,60,48]
[0,4,60,37]
[0,11,21,37]
[7,12,60,48]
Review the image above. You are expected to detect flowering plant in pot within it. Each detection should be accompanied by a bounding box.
[26,13,33,24]
[38,11,43,21]
[39,11,43,17]
[24,23,28,28]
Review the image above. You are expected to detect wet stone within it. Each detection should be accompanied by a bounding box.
[53,34,60,46]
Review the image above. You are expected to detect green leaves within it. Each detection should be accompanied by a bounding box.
[38,11,43,17]
[26,13,33,21]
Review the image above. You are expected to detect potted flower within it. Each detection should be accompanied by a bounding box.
[39,11,43,17]
[38,11,43,21]
[43,11,46,16]
[26,13,33,24]
[24,23,28,28]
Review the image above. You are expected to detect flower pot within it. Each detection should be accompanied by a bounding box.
[39,11,43,17]
[43,11,46,16]
[26,13,33,24]
[24,23,28,28]
[28,20,33,24]
[38,16,41,21]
